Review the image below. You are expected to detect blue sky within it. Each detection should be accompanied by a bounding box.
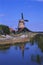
[0,0,43,31]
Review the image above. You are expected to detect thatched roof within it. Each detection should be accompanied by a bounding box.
[17,27,31,33]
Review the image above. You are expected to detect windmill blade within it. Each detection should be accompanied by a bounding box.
[24,20,29,22]
[21,13,24,19]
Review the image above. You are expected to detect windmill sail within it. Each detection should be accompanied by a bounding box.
[21,13,29,22]
[21,13,24,19]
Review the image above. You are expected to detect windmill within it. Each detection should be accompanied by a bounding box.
[18,13,29,29]
[21,13,28,22]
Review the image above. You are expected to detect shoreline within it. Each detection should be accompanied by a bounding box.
[0,34,29,45]
[0,37,29,45]
[0,32,43,45]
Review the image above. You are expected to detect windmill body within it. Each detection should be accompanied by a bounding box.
[18,13,28,29]
[18,19,25,29]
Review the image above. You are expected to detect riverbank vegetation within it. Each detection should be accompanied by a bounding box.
[30,34,43,52]
[0,25,10,35]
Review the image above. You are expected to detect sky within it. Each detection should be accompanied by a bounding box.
[0,0,43,31]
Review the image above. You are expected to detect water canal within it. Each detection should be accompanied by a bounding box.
[0,34,43,65]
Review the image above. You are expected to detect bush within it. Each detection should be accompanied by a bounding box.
[0,25,10,35]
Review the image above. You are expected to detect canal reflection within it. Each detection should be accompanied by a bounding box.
[0,44,10,51]
[0,34,43,65]
[30,34,43,52]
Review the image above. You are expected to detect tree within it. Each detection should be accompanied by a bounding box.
[0,25,10,35]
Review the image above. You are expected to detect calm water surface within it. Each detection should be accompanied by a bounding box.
[0,35,43,65]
